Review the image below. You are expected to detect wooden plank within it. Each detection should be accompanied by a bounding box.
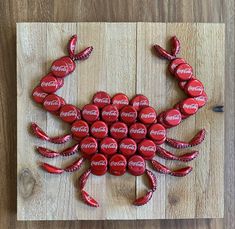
[17,22,224,220]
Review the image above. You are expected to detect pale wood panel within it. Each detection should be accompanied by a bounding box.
[136,22,167,219]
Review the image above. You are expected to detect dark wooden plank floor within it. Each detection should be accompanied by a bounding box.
[0,0,234,228]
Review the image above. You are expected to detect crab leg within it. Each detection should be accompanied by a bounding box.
[31,122,72,144]
[36,143,79,158]
[41,157,85,174]
[166,129,206,149]
[156,146,199,162]
[151,159,192,177]
[79,169,99,207]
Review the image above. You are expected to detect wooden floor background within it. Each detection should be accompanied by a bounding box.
[0,0,234,228]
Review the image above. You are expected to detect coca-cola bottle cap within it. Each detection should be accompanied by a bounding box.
[71,120,89,139]
[101,105,119,123]
[92,91,111,108]
[110,122,128,140]
[129,123,147,140]
[91,153,108,171]
[130,94,149,111]
[80,136,98,157]
[51,59,69,78]
[59,56,75,73]
[194,91,208,108]
[120,105,137,124]
[119,138,137,157]
[82,104,99,123]
[59,104,80,123]
[32,86,48,103]
[109,154,127,174]
[128,155,145,176]
[180,98,199,115]
[169,58,186,74]
[43,94,61,112]
[163,109,182,126]
[40,73,59,93]
[148,123,166,141]
[111,93,129,110]
[175,63,193,81]
[185,79,204,97]
[138,106,157,124]
[90,121,108,139]
[138,139,156,160]
[100,137,118,155]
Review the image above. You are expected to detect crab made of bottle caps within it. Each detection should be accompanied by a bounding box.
[31,35,207,207]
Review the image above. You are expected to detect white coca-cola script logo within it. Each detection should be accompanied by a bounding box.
[129,161,145,167]
[150,130,165,136]
[195,96,206,102]
[113,99,128,105]
[183,104,197,109]
[91,126,106,133]
[132,100,148,107]
[91,160,106,166]
[71,126,88,132]
[60,110,77,117]
[102,110,118,117]
[121,112,136,118]
[166,114,181,121]
[177,68,192,74]
[129,128,145,134]
[141,112,156,119]
[83,109,98,116]
[140,145,156,152]
[33,91,47,98]
[44,100,60,106]
[119,143,136,150]
[101,143,117,149]
[110,127,126,133]
[188,86,203,93]
[93,97,109,103]
[81,143,96,149]
[110,160,126,167]
[41,81,57,87]
[51,65,67,72]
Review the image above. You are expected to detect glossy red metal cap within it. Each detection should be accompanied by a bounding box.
[138,106,157,124]
[109,154,127,175]
[180,98,199,115]
[148,123,166,141]
[185,79,204,97]
[130,94,149,111]
[71,120,89,139]
[110,122,128,140]
[119,138,137,157]
[120,105,137,124]
[100,137,118,155]
[59,104,80,123]
[40,73,59,93]
[43,94,61,112]
[90,121,108,139]
[101,105,119,123]
[91,154,108,172]
[138,139,156,160]
[51,59,69,78]
[175,63,193,81]
[194,91,208,108]
[163,109,182,126]
[111,93,129,110]
[32,86,48,103]
[128,155,146,176]
[169,58,186,74]
[59,56,75,73]
[92,91,111,108]
[80,136,98,157]
[129,123,147,140]
[82,104,99,123]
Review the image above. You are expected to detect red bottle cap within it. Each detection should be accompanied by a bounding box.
[59,104,80,123]
[185,79,204,97]
[51,59,69,78]
[119,138,137,157]
[138,106,157,124]
[71,120,89,138]
[163,109,182,126]
[80,136,98,157]
[40,74,59,93]
[128,155,145,176]
[100,137,118,155]
[175,63,193,81]
[59,56,75,73]
[120,105,137,124]
[130,94,149,111]
[157,112,173,129]
[111,93,129,110]
[56,77,64,89]
[169,58,186,74]
[92,91,111,108]
[173,103,190,119]
[194,91,208,108]
[82,104,99,123]
[90,121,108,139]
[110,122,128,140]
[148,123,166,141]
[43,94,61,111]
[91,167,107,176]
[32,86,48,103]
[91,154,108,171]
[180,98,199,115]
[138,139,156,160]
[129,123,147,140]
[101,105,119,123]
[109,154,127,176]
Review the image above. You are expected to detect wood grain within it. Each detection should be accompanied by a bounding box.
[0,0,234,228]
[17,22,224,220]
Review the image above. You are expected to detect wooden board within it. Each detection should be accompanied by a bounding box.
[17,23,224,220]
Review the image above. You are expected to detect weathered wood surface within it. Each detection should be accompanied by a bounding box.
[17,22,224,220]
